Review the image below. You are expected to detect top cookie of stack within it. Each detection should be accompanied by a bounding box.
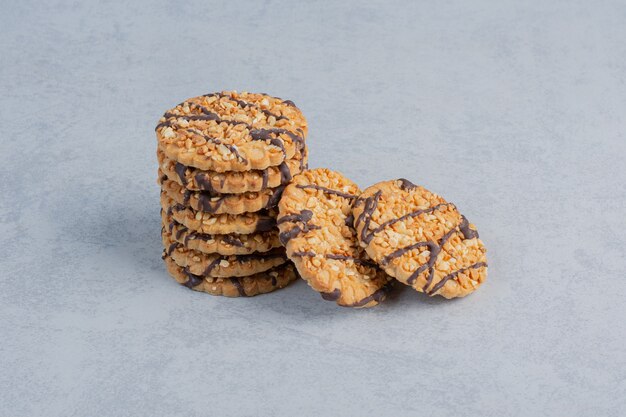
[157,91,308,297]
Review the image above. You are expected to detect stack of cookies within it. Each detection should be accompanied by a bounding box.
[156,91,308,297]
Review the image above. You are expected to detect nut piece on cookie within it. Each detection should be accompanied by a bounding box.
[161,210,281,256]
[352,178,487,299]
[161,192,277,235]
[155,91,308,172]
[157,147,307,194]
[162,229,287,277]
[159,174,285,215]
[163,254,297,297]
[277,168,393,308]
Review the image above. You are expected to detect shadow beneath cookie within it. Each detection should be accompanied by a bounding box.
[57,183,163,273]
[234,276,456,321]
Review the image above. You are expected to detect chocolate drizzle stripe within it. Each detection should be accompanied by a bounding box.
[182,190,191,206]
[278,161,292,184]
[183,269,205,289]
[221,235,245,247]
[398,178,417,191]
[194,173,215,193]
[355,191,381,244]
[276,209,313,225]
[249,128,305,160]
[230,278,248,296]
[357,192,454,245]
[334,256,376,266]
[427,262,487,295]
[174,249,287,278]
[291,251,378,268]
[203,92,291,122]
[295,184,357,200]
[279,224,321,246]
[186,128,248,164]
[320,289,341,301]
[261,169,269,189]
[197,194,225,214]
[203,258,222,276]
[254,217,277,233]
[372,215,484,295]
[368,203,454,243]
[174,225,188,241]
[347,282,393,307]
[418,225,459,289]
[292,250,317,257]
[171,222,248,248]
[174,163,188,187]
[157,94,306,172]
[380,241,435,267]
[276,209,319,245]
[265,185,285,209]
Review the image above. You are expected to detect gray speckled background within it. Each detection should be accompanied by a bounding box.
[2,1,625,416]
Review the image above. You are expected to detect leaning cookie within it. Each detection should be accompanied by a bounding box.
[157,148,307,194]
[160,175,284,214]
[156,91,308,172]
[163,254,297,297]
[277,168,392,308]
[161,192,277,235]
[353,179,487,299]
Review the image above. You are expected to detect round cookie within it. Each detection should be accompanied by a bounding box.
[161,192,277,235]
[157,147,307,194]
[160,175,284,214]
[155,91,308,172]
[277,168,392,308]
[161,211,280,256]
[352,179,488,299]
[162,231,287,277]
[163,254,297,297]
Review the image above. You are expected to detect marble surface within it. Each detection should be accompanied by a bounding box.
[2,1,626,416]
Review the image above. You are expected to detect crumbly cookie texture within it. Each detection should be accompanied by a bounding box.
[157,147,307,194]
[161,192,277,235]
[352,179,487,299]
[160,175,284,215]
[155,91,308,172]
[277,168,393,308]
[163,255,297,297]
[162,230,287,277]
[161,211,280,256]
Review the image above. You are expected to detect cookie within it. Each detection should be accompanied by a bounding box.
[163,254,297,297]
[353,179,488,299]
[155,91,308,172]
[161,211,280,256]
[162,230,287,277]
[157,147,307,194]
[161,192,277,235]
[160,175,284,214]
[277,168,393,308]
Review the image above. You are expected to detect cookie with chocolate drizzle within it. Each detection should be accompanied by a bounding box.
[160,174,285,215]
[161,211,281,256]
[162,254,297,297]
[160,192,277,235]
[277,168,392,308]
[162,230,287,277]
[353,179,487,298]
[157,147,307,194]
[155,91,308,172]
